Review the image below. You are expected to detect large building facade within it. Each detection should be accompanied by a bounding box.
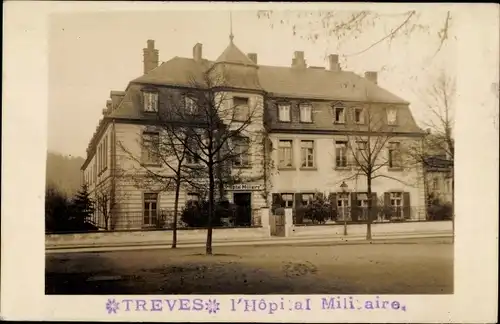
[82,37,427,230]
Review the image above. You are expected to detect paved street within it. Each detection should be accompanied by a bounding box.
[46,237,453,295]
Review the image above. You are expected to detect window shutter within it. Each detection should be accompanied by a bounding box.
[294,193,303,208]
[370,192,378,221]
[271,193,281,213]
[350,192,358,221]
[328,192,337,220]
[403,192,411,219]
[328,193,337,209]
[384,192,391,220]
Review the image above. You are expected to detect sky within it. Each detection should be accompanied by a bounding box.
[48,7,457,158]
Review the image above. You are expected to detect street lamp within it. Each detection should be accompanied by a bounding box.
[340,181,348,236]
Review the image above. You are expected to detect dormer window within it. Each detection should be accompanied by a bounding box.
[333,106,345,124]
[354,107,365,124]
[143,91,158,112]
[278,103,291,122]
[387,108,398,125]
[299,103,312,123]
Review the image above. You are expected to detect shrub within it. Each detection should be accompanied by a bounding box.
[427,194,453,220]
[304,193,332,224]
[180,200,226,228]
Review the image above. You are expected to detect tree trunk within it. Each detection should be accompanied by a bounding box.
[206,162,215,255]
[172,178,181,249]
[366,175,373,240]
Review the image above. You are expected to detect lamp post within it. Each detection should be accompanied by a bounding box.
[340,181,348,236]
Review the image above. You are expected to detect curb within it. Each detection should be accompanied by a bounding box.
[46,232,452,254]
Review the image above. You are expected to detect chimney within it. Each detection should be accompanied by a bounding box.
[143,39,159,74]
[328,54,341,71]
[110,91,125,110]
[247,53,258,64]
[426,128,431,134]
[292,51,307,68]
[193,43,203,62]
[365,71,378,84]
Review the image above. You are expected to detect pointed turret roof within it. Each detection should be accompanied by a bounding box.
[215,41,256,66]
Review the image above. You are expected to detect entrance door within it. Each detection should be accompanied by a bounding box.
[233,192,252,226]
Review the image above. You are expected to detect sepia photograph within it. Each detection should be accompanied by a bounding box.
[2,2,498,322]
[42,8,459,296]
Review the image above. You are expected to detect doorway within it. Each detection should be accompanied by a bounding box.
[233,192,252,226]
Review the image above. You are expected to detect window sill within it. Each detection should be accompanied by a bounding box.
[233,165,252,169]
[278,120,292,123]
[335,166,351,171]
[300,167,317,171]
[388,167,404,171]
[333,121,346,125]
[278,166,296,171]
[299,120,314,124]
[142,162,162,168]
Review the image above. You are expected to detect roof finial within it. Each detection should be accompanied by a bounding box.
[229,11,234,43]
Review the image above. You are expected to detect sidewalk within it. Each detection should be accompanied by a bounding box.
[46,231,452,254]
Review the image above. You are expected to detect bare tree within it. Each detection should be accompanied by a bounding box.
[93,171,129,231]
[409,71,455,239]
[118,123,205,248]
[120,67,264,255]
[257,10,452,59]
[94,184,113,230]
[340,106,415,239]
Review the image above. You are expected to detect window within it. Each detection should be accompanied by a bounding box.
[278,140,293,168]
[354,107,365,124]
[432,177,439,191]
[389,192,403,218]
[104,137,108,170]
[335,141,348,168]
[185,96,196,114]
[233,137,250,167]
[142,132,160,164]
[97,145,101,173]
[337,193,351,221]
[280,193,294,208]
[356,141,367,166]
[333,106,345,124]
[278,104,291,122]
[143,193,158,226]
[299,103,312,123]
[445,179,451,192]
[300,140,314,168]
[143,91,158,112]
[356,193,369,220]
[186,149,200,165]
[388,142,402,168]
[93,163,97,183]
[233,97,250,121]
[187,192,200,202]
[387,108,397,125]
[301,193,315,206]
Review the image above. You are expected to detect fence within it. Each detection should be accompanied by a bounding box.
[49,207,263,234]
[291,205,452,226]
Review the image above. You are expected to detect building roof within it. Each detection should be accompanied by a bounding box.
[131,41,408,104]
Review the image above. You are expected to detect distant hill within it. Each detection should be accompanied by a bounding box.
[46,151,85,198]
